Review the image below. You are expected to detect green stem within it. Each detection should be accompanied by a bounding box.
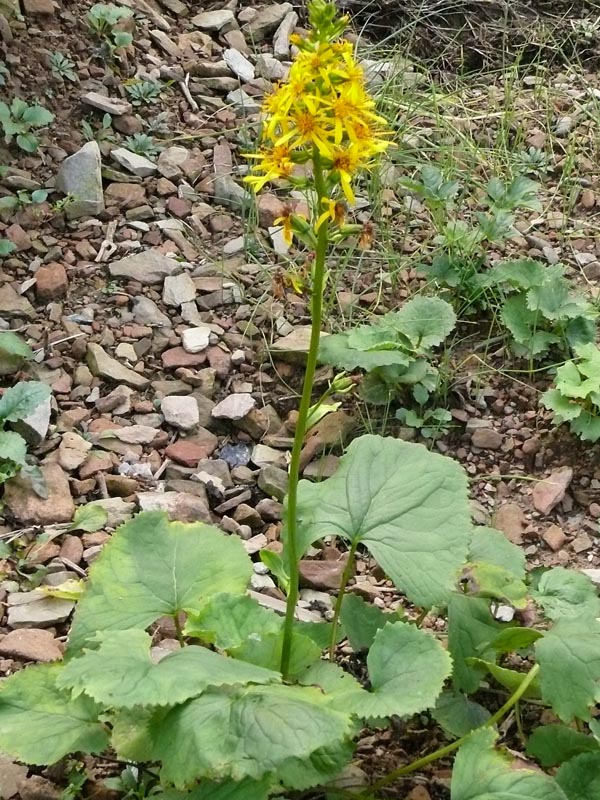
[365,663,540,794]
[280,149,330,680]
[328,543,357,660]
[173,613,185,647]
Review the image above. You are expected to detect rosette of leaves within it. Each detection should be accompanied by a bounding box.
[319,295,456,406]
[486,259,597,359]
[541,343,600,441]
[0,98,54,153]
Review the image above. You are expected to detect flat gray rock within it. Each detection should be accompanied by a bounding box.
[55,141,105,220]
[109,249,179,285]
[133,296,171,327]
[87,343,149,389]
[7,591,74,629]
[82,91,133,116]
[111,147,157,177]
[212,393,256,420]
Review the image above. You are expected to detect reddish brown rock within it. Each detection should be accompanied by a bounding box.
[104,182,146,210]
[492,502,525,545]
[532,467,573,515]
[5,223,32,251]
[162,347,207,369]
[166,196,192,218]
[166,434,216,466]
[0,629,63,662]
[4,464,74,525]
[299,559,346,590]
[257,193,286,227]
[543,524,566,552]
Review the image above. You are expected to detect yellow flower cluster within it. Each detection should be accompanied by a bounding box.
[244,1,390,211]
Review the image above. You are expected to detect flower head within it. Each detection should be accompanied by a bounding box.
[244,0,391,234]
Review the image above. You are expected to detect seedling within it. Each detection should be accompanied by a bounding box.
[49,51,78,82]
[123,132,161,158]
[124,80,162,106]
[542,342,600,441]
[87,3,133,60]
[0,98,54,153]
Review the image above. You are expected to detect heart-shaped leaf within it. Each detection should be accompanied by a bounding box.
[291,435,472,607]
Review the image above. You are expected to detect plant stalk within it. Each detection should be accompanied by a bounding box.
[328,542,357,660]
[280,149,330,679]
[365,662,540,795]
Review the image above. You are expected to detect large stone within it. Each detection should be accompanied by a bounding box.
[55,141,104,220]
[299,560,345,590]
[133,296,171,327]
[163,272,196,306]
[0,755,27,800]
[492,502,525,545]
[137,491,211,523]
[273,10,298,58]
[223,48,255,81]
[111,147,157,177]
[34,262,68,300]
[82,91,132,116]
[0,283,35,318]
[191,9,235,31]
[161,395,200,431]
[271,326,328,361]
[212,393,256,420]
[532,467,573,515]
[109,249,179,284]
[0,628,62,661]
[12,395,51,446]
[58,431,92,471]
[157,146,190,180]
[242,2,292,41]
[4,463,74,525]
[6,591,74,629]
[87,343,149,389]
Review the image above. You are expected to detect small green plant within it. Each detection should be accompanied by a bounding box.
[542,342,600,441]
[0,239,16,257]
[486,258,597,359]
[0,98,54,153]
[396,405,453,439]
[49,51,78,83]
[81,112,114,143]
[0,378,51,486]
[319,295,456,406]
[123,132,161,158]
[124,79,162,106]
[87,3,133,59]
[512,146,551,177]
[404,165,542,312]
[0,188,49,215]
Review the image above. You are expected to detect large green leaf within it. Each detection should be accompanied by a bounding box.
[339,593,395,652]
[468,659,541,699]
[451,728,568,800]
[166,778,272,800]
[433,691,491,738]
[0,381,51,423]
[0,664,108,765]
[68,513,252,652]
[184,593,281,649]
[0,331,33,360]
[466,562,527,608]
[291,435,472,607]
[468,527,525,579]
[530,568,600,621]
[58,630,280,708]
[535,616,600,722]
[487,258,546,290]
[298,660,367,709]
[318,332,411,371]
[386,295,457,348]
[555,753,600,800]
[448,593,501,693]
[230,630,320,676]
[149,683,354,787]
[0,430,27,466]
[526,724,599,768]
[349,621,452,719]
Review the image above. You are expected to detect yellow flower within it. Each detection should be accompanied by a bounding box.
[244,144,294,191]
[316,198,345,229]
[274,210,294,244]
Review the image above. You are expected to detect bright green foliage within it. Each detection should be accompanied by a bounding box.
[448,593,501,693]
[87,3,133,56]
[0,238,16,256]
[124,132,161,158]
[0,331,33,376]
[68,512,252,652]
[541,344,600,441]
[319,295,455,406]
[147,684,354,788]
[59,630,280,709]
[291,435,472,607]
[0,380,50,489]
[451,728,567,799]
[396,406,453,439]
[69,503,109,533]
[433,691,491,737]
[526,724,600,768]
[0,665,109,764]
[466,526,528,607]
[49,51,77,82]
[535,616,600,722]
[404,167,541,311]
[530,567,600,621]
[556,753,600,800]
[0,98,54,152]
[125,80,163,106]
[184,593,282,649]
[356,622,452,718]
[487,260,596,359]
[468,660,541,699]
[339,592,395,651]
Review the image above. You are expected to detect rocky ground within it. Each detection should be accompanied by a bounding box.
[1,0,600,798]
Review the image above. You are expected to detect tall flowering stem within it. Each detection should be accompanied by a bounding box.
[244,0,391,679]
